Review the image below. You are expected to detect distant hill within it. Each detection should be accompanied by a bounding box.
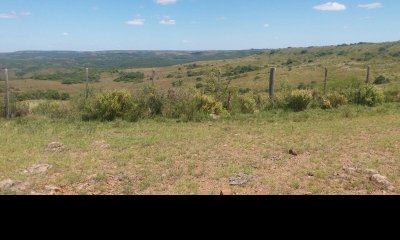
[0,49,264,76]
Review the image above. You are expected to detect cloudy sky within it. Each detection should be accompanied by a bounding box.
[0,0,398,52]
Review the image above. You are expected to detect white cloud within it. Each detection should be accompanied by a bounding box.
[160,19,176,25]
[182,40,189,44]
[0,11,32,19]
[155,0,177,5]
[313,2,346,11]
[19,11,32,16]
[159,16,176,25]
[126,18,145,26]
[264,23,270,28]
[216,17,226,21]
[62,32,70,36]
[358,3,383,9]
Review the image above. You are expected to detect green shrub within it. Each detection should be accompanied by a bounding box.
[84,90,132,121]
[135,85,164,117]
[235,93,257,114]
[374,75,390,85]
[351,85,384,106]
[14,90,70,101]
[321,92,348,109]
[254,92,269,109]
[287,90,313,111]
[114,72,145,83]
[197,94,224,115]
[161,88,204,122]
[195,82,204,89]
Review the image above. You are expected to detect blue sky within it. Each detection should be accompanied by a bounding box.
[0,0,399,52]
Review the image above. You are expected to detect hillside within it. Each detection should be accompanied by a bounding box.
[0,49,264,77]
[3,41,400,95]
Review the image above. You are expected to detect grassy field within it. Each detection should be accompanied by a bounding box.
[5,41,400,97]
[1,104,399,195]
[1,42,400,195]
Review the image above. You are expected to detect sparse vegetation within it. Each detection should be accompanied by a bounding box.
[114,72,145,83]
[1,41,400,195]
[33,70,100,85]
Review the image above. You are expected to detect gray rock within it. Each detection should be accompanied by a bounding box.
[22,164,52,175]
[46,142,65,152]
[11,182,30,193]
[370,174,395,192]
[0,179,15,189]
[229,173,253,186]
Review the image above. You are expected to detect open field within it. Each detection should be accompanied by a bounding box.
[1,104,399,195]
[3,41,400,96]
[1,42,400,195]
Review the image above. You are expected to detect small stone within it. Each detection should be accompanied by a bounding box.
[11,182,30,192]
[229,173,253,186]
[370,174,395,192]
[22,164,52,175]
[307,172,315,177]
[289,149,298,156]
[46,142,65,152]
[0,179,15,189]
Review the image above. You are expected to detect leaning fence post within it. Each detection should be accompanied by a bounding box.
[366,65,370,84]
[4,68,10,118]
[323,67,328,95]
[85,68,89,100]
[269,67,276,98]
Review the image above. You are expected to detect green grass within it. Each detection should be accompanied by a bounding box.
[1,103,399,195]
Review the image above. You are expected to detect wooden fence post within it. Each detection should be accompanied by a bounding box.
[4,68,10,118]
[269,67,276,98]
[85,68,89,100]
[324,67,328,95]
[150,69,155,85]
[366,65,370,84]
